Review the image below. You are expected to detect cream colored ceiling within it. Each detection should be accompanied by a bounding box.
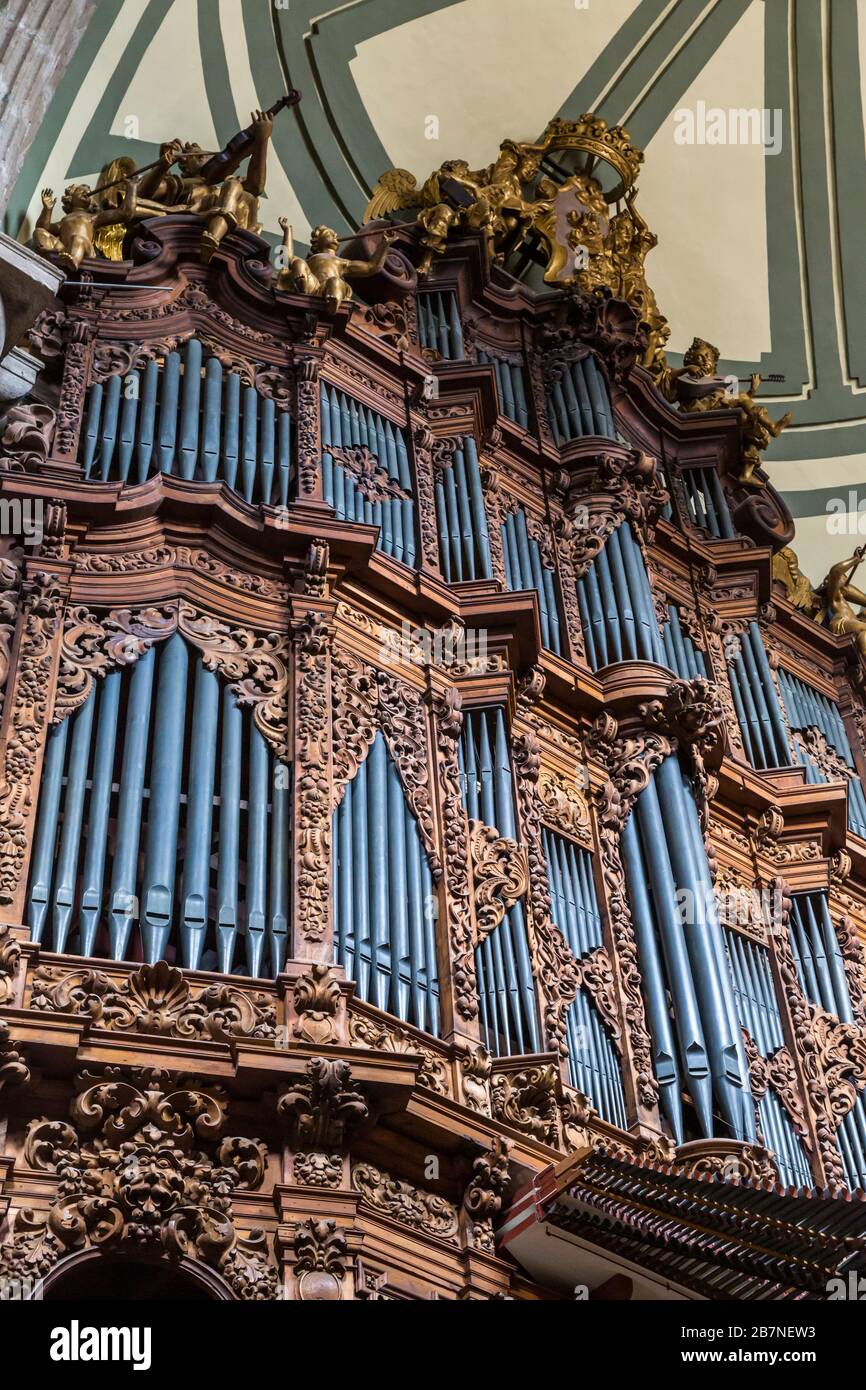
[8,0,866,589]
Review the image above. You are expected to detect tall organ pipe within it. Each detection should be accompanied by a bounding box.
[140,633,188,964]
[663,755,755,1139]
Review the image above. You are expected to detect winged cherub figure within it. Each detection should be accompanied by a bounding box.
[277,221,396,312]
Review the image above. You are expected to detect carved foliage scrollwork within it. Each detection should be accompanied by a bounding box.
[468,821,529,938]
[352,1162,459,1242]
[771,878,847,1187]
[295,355,321,496]
[411,423,443,571]
[429,687,477,1021]
[0,1067,276,1298]
[53,601,290,761]
[0,570,66,905]
[331,650,441,880]
[30,960,276,1041]
[292,611,333,944]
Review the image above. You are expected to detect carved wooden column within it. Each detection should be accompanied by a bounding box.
[52,318,94,467]
[768,876,847,1189]
[292,349,329,514]
[511,728,580,1087]
[587,714,669,1136]
[480,437,507,588]
[427,685,491,1112]
[0,551,71,924]
[409,420,442,579]
[289,602,336,964]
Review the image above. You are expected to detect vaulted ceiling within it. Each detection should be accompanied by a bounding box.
[9,0,866,586]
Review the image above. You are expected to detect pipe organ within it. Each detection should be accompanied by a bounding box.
[3,191,866,1303]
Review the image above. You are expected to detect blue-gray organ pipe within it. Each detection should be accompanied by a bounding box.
[477,349,530,429]
[659,604,707,678]
[787,891,853,1021]
[724,930,812,1189]
[577,521,665,669]
[320,382,417,568]
[620,754,755,1141]
[417,290,464,359]
[500,507,563,654]
[620,815,685,1142]
[79,337,292,505]
[727,625,792,770]
[633,775,714,1137]
[459,708,539,1056]
[681,466,736,539]
[777,668,866,837]
[24,637,290,976]
[542,827,627,1127]
[546,355,616,443]
[332,731,439,1035]
[432,435,492,581]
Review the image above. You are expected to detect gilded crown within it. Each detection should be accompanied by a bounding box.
[539,115,644,198]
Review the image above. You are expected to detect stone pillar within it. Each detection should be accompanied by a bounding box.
[0,1,98,216]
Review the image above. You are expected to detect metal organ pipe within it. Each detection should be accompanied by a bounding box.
[24,638,290,978]
[78,338,291,504]
[577,522,665,669]
[546,355,616,443]
[320,383,417,567]
[332,731,439,1034]
[621,755,755,1141]
[181,658,220,969]
[459,709,539,1057]
[140,632,188,964]
[499,506,563,654]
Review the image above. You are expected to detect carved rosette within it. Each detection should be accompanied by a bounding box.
[0,1067,276,1298]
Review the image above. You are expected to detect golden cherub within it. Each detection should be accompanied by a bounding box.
[820,548,866,657]
[33,179,138,273]
[276,221,396,313]
[136,109,275,262]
